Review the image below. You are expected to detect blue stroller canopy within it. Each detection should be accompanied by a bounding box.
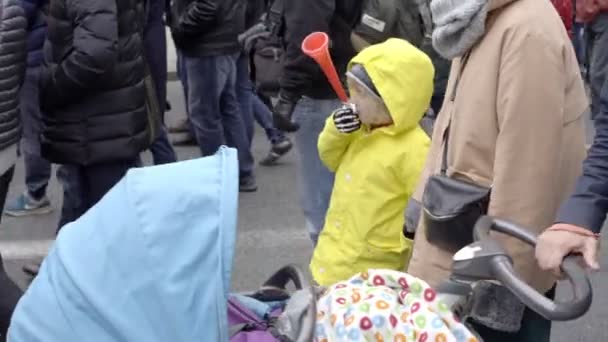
[9,147,239,342]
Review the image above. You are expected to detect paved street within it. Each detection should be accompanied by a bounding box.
[1,79,606,341]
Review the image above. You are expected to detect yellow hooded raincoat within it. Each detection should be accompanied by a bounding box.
[310,39,433,286]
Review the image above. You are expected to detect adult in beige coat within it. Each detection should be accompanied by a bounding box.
[407,0,588,340]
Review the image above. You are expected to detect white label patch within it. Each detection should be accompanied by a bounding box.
[361,13,386,32]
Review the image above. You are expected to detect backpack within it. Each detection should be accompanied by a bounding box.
[352,0,428,48]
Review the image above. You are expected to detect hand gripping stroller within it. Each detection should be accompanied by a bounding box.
[438,215,593,321]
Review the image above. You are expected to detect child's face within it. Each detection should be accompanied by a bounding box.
[346,76,393,127]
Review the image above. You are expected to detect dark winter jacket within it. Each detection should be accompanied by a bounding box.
[0,0,27,152]
[280,0,360,100]
[169,0,246,57]
[19,0,46,67]
[556,79,608,233]
[40,0,149,165]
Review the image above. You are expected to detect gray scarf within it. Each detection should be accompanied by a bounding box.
[430,0,489,59]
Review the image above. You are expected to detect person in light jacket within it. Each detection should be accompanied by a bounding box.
[407,0,588,340]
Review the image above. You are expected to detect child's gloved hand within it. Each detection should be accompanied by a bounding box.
[333,104,361,134]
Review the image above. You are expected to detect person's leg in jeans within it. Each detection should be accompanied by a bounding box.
[292,97,338,244]
[177,51,189,116]
[56,165,86,232]
[25,160,133,277]
[23,164,85,276]
[149,128,177,164]
[252,94,284,143]
[589,13,608,120]
[145,20,177,165]
[185,55,226,155]
[221,54,255,190]
[172,50,195,139]
[0,166,23,341]
[5,66,52,216]
[81,160,137,211]
[185,54,256,191]
[235,53,254,143]
[252,94,293,166]
[56,159,136,232]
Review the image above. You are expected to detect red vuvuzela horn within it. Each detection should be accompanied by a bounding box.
[301,32,349,103]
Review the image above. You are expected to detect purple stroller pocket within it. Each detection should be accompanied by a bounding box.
[228,297,282,342]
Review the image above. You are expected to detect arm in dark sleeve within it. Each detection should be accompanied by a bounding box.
[279,0,335,98]
[43,0,118,107]
[556,80,608,233]
[178,0,218,34]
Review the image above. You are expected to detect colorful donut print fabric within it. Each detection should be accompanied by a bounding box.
[315,269,479,342]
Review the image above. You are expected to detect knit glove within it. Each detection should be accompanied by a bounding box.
[333,104,361,133]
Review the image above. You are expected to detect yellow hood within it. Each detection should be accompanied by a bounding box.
[348,38,435,133]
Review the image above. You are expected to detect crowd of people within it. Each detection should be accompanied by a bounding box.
[0,0,606,341]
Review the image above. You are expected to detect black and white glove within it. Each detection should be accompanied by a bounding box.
[333,104,361,134]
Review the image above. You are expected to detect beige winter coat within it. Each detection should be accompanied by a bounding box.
[408,0,589,293]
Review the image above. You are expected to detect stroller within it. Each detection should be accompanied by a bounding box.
[227,216,593,342]
[7,148,592,342]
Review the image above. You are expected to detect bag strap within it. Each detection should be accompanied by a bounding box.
[440,52,471,175]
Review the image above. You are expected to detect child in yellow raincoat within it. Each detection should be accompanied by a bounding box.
[310,38,433,286]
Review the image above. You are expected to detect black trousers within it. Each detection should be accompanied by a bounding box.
[0,166,23,341]
[57,159,137,232]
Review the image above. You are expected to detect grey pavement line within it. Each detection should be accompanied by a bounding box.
[0,229,311,260]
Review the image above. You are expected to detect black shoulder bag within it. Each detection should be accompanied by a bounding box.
[421,53,491,253]
[251,0,285,96]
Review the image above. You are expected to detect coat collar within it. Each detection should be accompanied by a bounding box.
[489,0,518,11]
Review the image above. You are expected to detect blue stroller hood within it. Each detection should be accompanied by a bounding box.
[9,147,239,342]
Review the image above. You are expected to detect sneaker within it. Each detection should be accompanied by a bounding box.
[271,138,293,156]
[260,138,293,166]
[4,192,52,217]
[239,175,258,193]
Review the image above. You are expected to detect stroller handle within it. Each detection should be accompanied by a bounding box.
[473,216,593,321]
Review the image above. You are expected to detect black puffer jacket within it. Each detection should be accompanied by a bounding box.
[0,0,27,152]
[40,0,149,165]
[169,0,246,57]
